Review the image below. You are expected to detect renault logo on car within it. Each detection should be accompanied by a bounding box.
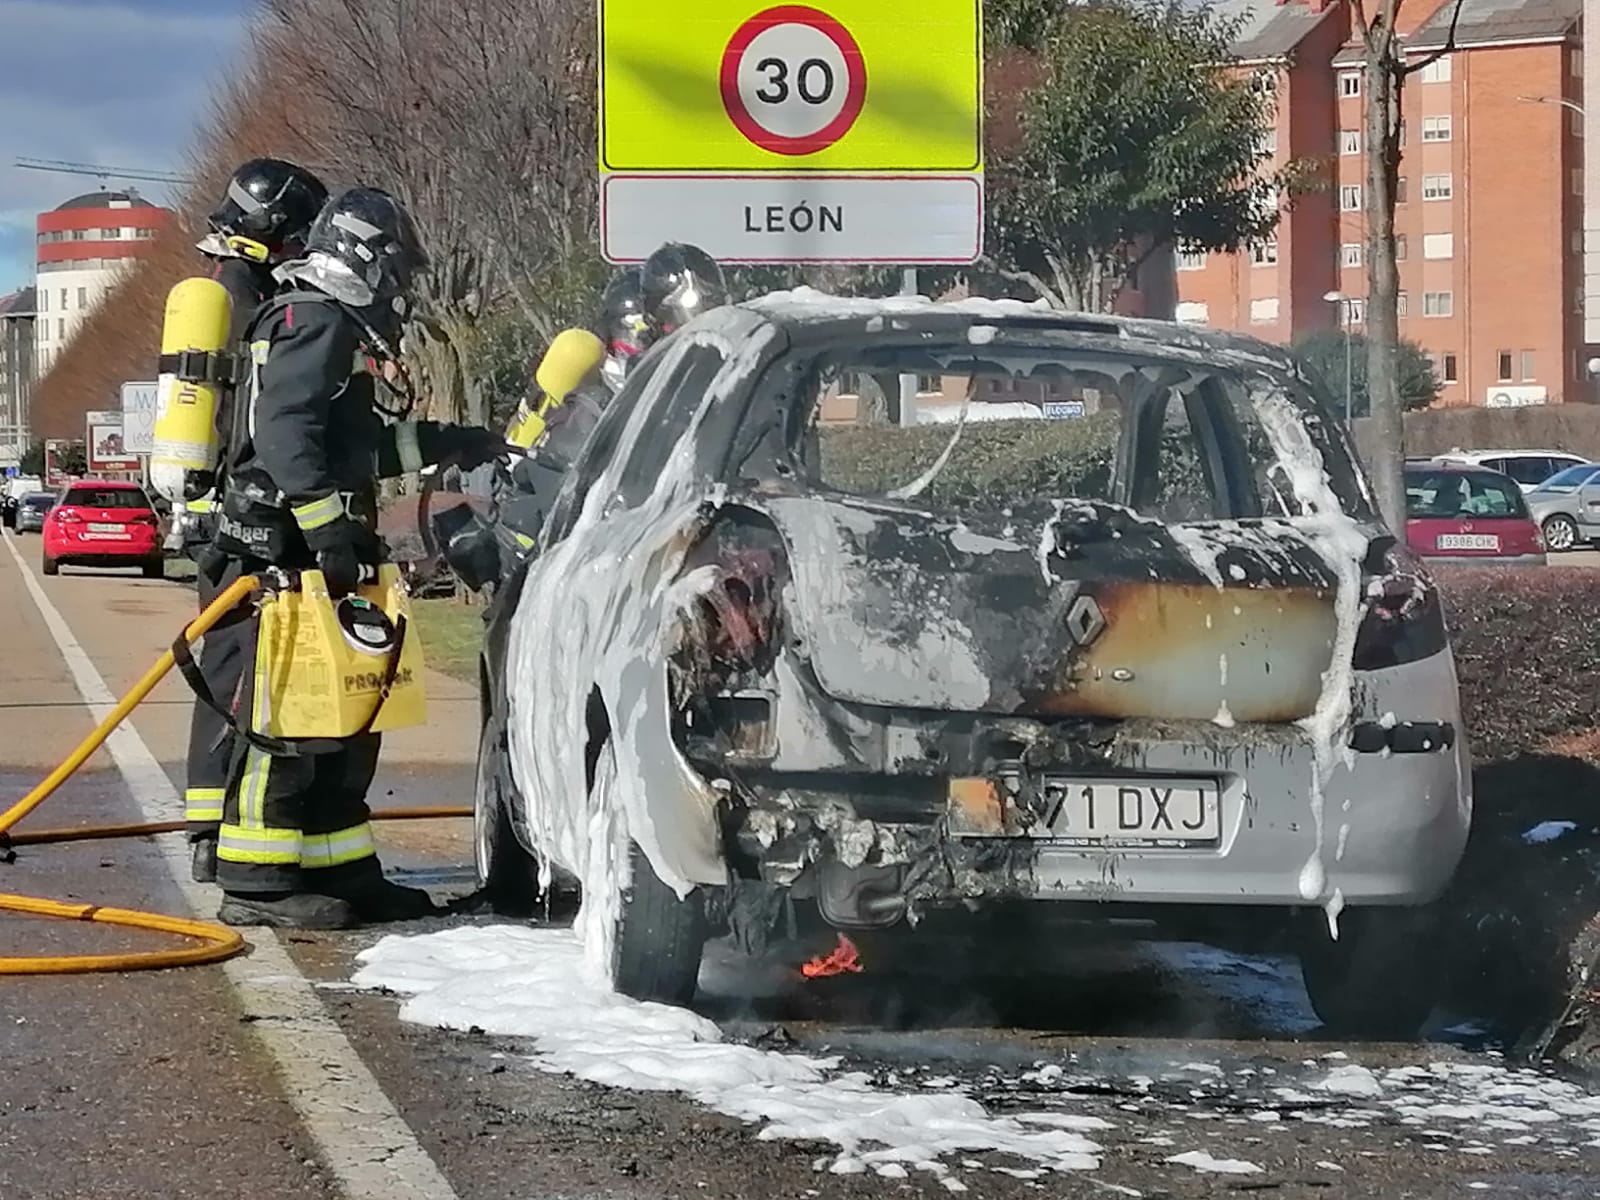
[1059,581,1106,647]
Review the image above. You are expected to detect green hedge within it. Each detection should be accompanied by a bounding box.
[817,415,1120,509]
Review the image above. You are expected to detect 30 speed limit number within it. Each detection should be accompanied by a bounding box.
[719,5,867,156]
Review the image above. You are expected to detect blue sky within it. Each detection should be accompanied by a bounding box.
[0,0,252,294]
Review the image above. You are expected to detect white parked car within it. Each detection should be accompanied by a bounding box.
[1430,450,1591,492]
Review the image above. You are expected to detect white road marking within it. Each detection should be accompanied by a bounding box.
[2,530,461,1200]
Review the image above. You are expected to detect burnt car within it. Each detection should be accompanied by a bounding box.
[474,293,1472,1036]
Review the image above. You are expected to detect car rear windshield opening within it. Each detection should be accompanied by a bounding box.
[790,343,1361,522]
[1405,470,1529,519]
[62,488,149,509]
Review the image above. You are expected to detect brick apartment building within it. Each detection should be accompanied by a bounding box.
[1175,0,1586,408]
[1174,0,1349,341]
[1333,0,1584,406]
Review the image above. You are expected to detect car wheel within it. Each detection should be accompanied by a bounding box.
[613,840,708,1007]
[41,554,59,576]
[142,557,165,580]
[1542,514,1579,553]
[472,713,543,915]
[588,733,707,1006]
[1298,908,1440,1038]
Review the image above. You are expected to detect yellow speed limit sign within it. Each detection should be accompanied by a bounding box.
[599,0,983,172]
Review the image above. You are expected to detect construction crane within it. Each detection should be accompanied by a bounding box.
[15,157,192,188]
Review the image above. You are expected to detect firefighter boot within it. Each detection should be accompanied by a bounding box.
[323,872,440,923]
[217,891,360,930]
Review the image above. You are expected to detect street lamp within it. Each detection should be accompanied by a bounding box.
[1323,289,1353,422]
[1517,94,1585,118]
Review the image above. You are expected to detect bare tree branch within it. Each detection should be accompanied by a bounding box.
[1401,0,1467,76]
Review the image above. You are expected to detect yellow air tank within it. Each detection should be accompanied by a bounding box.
[255,565,427,739]
[505,327,606,450]
[150,277,233,504]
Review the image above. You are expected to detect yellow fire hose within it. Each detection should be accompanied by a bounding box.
[0,575,471,975]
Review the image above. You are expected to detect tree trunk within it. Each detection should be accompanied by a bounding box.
[1364,49,1407,534]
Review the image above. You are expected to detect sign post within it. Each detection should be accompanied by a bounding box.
[598,0,983,264]
[120,381,158,457]
[86,410,140,476]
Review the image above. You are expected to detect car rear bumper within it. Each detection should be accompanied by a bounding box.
[44,535,161,561]
[1422,552,1547,567]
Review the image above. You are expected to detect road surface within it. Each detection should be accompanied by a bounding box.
[2,526,1598,1200]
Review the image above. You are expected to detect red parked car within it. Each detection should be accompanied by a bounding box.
[1404,463,1546,566]
[41,480,164,579]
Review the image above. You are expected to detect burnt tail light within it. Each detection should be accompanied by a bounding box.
[1351,542,1448,671]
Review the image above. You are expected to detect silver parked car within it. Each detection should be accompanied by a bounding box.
[475,294,1473,1037]
[1525,463,1600,551]
[13,492,55,534]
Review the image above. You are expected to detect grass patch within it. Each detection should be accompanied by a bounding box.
[412,596,486,682]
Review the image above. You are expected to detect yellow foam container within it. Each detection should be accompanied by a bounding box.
[255,565,427,739]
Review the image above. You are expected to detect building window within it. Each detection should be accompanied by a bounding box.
[1250,239,1278,266]
[1396,176,1408,203]
[1421,116,1452,142]
[1574,168,1584,196]
[1340,184,1362,211]
[1341,242,1363,268]
[1442,353,1458,383]
[101,227,120,239]
[1521,350,1537,381]
[1250,297,1280,324]
[1249,69,1276,97]
[1340,129,1361,155]
[1176,246,1207,271]
[59,289,67,310]
[1256,127,1278,157]
[39,290,47,313]
[70,229,87,241]
[1423,174,1453,201]
[1418,56,1452,83]
[1340,70,1362,97]
[1175,301,1210,324]
[1345,298,1366,324]
[57,319,64,339]
[1572,109,1584,136]
[38,322,46,342]
[1423,291,1453,317]
[1498,351,1514,381]
[1423,232,1454,260]
[76,287,87,308]
[1398,120,1408,148]
[1573,47,1583,77]
[1397,291,1409,317]
[1396,234,1409,260]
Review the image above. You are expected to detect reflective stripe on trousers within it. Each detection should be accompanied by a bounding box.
[183,786,225,824]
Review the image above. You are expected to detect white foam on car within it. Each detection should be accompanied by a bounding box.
[353,925,1105,1177]
[504,314,779,978]
[1250,387,1370,933]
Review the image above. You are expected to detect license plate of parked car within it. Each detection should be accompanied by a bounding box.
[1436,533,1498,551]
[1031,778,1221,845]
[88,522,127,534]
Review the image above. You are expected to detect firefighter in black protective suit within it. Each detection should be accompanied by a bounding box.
[206,187,504,929]
[186,158,329,882]
[501,243,728,542]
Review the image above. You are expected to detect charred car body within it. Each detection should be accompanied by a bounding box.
[474,293,1472,1036]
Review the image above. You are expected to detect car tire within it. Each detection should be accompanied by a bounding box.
[612,839,708,1007]
[1298,908,1439,1039]
[472,713,543,916]
[1542,514,1579,553]
[41,554,59,576]
[586,727,707,1006]
[142,557,165,580]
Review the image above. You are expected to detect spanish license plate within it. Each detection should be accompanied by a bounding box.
[1437,533,1498,551]
[1033,778,1221,846]
[88,522,127,534]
